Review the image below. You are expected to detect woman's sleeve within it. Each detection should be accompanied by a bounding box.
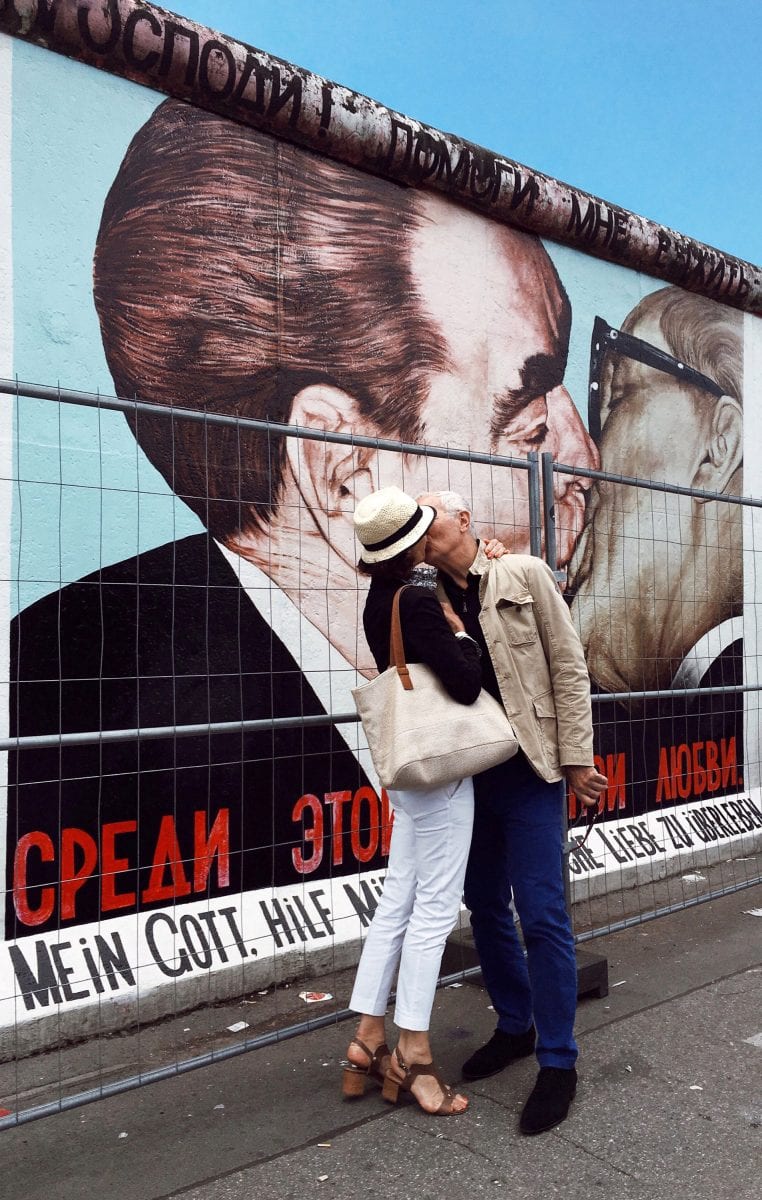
[398,588,483,704]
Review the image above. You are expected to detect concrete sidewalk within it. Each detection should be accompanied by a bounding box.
[3,882,761,1200]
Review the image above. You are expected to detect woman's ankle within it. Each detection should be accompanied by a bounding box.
[347,1023,391,1074]
[396,1030,432,1065]
[349,1016,387,1054]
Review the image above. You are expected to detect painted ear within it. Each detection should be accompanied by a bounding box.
[286,384,377,523]
[692,395,743,496]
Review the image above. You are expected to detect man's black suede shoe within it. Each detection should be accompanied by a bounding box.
[519,1066,577,1134]
[461,1026,536,1081]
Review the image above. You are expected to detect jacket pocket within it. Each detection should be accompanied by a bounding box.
[496,598,538,646]
[532,690,559,766]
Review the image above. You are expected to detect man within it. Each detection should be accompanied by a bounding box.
[569,287,743,695]
[419,489,607,1134]
[9,97,597,936]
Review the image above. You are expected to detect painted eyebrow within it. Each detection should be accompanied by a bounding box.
[490,352,566,435]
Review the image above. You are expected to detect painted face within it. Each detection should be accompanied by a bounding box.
[569,314,716,691]
[399,196,598,568]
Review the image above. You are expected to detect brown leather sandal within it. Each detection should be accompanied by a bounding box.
[341,1037,392,1099]
[381,1047,469,1115]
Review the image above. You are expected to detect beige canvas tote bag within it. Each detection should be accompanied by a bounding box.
[352,586,519,790]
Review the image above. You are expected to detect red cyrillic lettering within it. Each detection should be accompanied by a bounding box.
[291,794,323,874]
[721,737,738,787]
[141,816,191,903]
[705,740,721,790]
[101,820,136,912]
[655,746,672,802]
[194,808,230,889]
[325,790,352,866]
[13,831,55,926]
[351,787,379,864]
[60,827,98,920]
[672,744,692,799]
[380,789,394,857]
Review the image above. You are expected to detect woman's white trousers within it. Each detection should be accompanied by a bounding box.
[349,775,474,1031]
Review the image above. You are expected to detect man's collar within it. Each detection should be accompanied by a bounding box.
[467,540,492,576]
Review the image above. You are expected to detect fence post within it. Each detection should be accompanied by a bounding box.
[540,451,567,584]
[543,450,610,1000]
[527,451,542,558]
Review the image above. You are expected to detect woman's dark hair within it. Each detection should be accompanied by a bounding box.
[357,546,420,581]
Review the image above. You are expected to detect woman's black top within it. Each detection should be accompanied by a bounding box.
[362,578,482,705]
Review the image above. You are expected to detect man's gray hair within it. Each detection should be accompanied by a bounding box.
[430,490,472,516]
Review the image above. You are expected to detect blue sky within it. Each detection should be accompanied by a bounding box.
[173,0,762,266]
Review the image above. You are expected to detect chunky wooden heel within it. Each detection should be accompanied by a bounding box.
[340,1037,391,1100]
[342,1065,369,1098]
[381,1074,401,1104]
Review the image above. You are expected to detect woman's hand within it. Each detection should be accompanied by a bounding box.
[484,538,507,559]
[440,597,466,635]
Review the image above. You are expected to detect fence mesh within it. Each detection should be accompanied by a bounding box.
[0,380,760,1127]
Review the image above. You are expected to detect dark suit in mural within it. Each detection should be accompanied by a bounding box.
[8,534,373,938]
[7,98,600,934]
[569,288,745,820]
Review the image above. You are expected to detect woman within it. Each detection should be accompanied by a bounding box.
[343,486,484,1116]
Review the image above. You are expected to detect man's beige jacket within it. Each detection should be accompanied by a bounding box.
[465,544,594,782]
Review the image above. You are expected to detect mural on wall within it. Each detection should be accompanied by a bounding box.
[573,290,743,695]
[7,97,599,942]
[564,289,749,873]
[0,17,759,1027]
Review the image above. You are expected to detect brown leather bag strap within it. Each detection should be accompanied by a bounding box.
[390,586,414,691]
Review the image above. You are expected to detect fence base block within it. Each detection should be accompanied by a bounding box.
[442,926,609,1000]
[575,947,609,999]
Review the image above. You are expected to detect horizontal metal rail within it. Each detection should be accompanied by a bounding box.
[552,456,762,507]
[3,673,758,753]
[591,682,757,703]
[0,711,360,753]
[0,377,533,472]
[14,377,760,505]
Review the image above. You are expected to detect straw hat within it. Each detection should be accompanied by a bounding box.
[354,487,435,564]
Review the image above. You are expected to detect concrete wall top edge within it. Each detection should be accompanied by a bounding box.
[1,0,759,313]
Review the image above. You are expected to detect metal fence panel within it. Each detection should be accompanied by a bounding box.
[1,381,761,1127]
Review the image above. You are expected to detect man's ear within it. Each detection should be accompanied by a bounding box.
[286,384,377,530]
[692,395,743,496]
